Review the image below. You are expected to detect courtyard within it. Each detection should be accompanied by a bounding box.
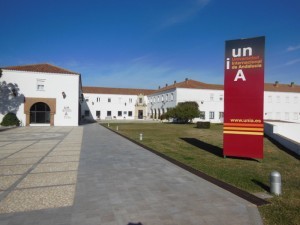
[0,124,263,225]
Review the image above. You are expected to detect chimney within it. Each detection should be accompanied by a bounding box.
[291,82,295,87]
[165,83,168,87]
[174,80,176,84]
[275,81,279,87]
[185,78,188,83]
[158,86,160,89]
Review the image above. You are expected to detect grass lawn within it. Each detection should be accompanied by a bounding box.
[103,122,300,225]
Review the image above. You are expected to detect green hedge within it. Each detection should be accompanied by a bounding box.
[1,113,20,127]
[196,121,210,129]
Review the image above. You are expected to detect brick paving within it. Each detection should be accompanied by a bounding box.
[0,124,263,225]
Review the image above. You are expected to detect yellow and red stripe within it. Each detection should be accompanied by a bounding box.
[223,123,264,136]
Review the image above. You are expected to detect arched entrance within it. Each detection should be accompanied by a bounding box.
[30,102,50,124]
[24,98,56,126]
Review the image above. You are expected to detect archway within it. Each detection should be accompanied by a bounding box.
[30,102,50,124]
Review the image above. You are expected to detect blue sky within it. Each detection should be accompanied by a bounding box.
[1,0,299,89]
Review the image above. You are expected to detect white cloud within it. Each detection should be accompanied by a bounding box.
[160,0,210,29]
[285,58,300,66]
[77,60,218,89]
[286,44,300,52]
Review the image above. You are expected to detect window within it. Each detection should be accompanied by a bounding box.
[293,112,298,120]
[96,111,100,118]
[219,112,224,119]
[269,112,273,119]
[209,111,215,119]
[124,111,127,115]
[36,79,45,91]
[139,98,143,104]
[107,111,111,116]
[128,111,133,117]
[285,112,289,120]
[171,93,174,101]
[285,96,289,103]
[118,111,122,117]
[210,94,214,101]
[276,112,281,120]
[84,110,90,117]
[129,98,133,103]
[37,84,44,91]
[108,98,111,103]
[97,97,100,102]
[276,96,280,103]
[268,96,272,103]
[199,111,205,119]
[219,95,223,101]
[166,94,169,101]
[85,98,89,102]
[30,102,50,124]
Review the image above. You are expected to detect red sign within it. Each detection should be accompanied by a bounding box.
[224,36,265,159]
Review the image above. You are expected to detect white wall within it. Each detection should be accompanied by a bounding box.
[147,89,177,119]
[147,88,224,123]
[81,93,138,120]
[148,87,300,123]
[177,88,224,123]
[264,122,300,155]
[1,70,80,126]
[264,91,300,122]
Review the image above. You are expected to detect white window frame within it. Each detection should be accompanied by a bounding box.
[209,111,215,119]
[36,79,45,91]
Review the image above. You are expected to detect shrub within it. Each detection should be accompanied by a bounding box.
[196,121,210,129]
[0,113,20,127]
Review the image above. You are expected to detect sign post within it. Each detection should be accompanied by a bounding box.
[223,36,265,159]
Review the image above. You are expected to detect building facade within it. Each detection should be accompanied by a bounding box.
[0,64,82,126]
[148,79,300,123]
[148,79,225,123]
[1,63,299,126]
[81,87,154,121]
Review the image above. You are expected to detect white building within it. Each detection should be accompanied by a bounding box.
[0,64,82,126]
[264,82,300,122]
[81,87,154,121]
[1,63,299,126]
[148,79,300,123]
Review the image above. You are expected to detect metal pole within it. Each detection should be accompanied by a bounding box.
[140,133,143,141]
[270,171,281,196]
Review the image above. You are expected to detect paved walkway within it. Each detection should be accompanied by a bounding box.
[0,124,263,225]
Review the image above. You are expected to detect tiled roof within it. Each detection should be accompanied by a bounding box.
[151,79,224,94]
[151,79,300,94]
[2,63,80,75]
[264,82,300,93]
[82,86,155,95]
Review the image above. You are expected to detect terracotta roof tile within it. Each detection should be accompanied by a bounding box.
[264,82,300,93]
[82,86,155,95]
[151,79,224,94]
[2,63,80,75]
[151,79,300,94]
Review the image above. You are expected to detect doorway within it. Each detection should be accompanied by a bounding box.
[138,110,143,119]
[30,102,50,124]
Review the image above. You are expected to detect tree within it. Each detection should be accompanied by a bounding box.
[161,101,200,123]
[0,81,25,116]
